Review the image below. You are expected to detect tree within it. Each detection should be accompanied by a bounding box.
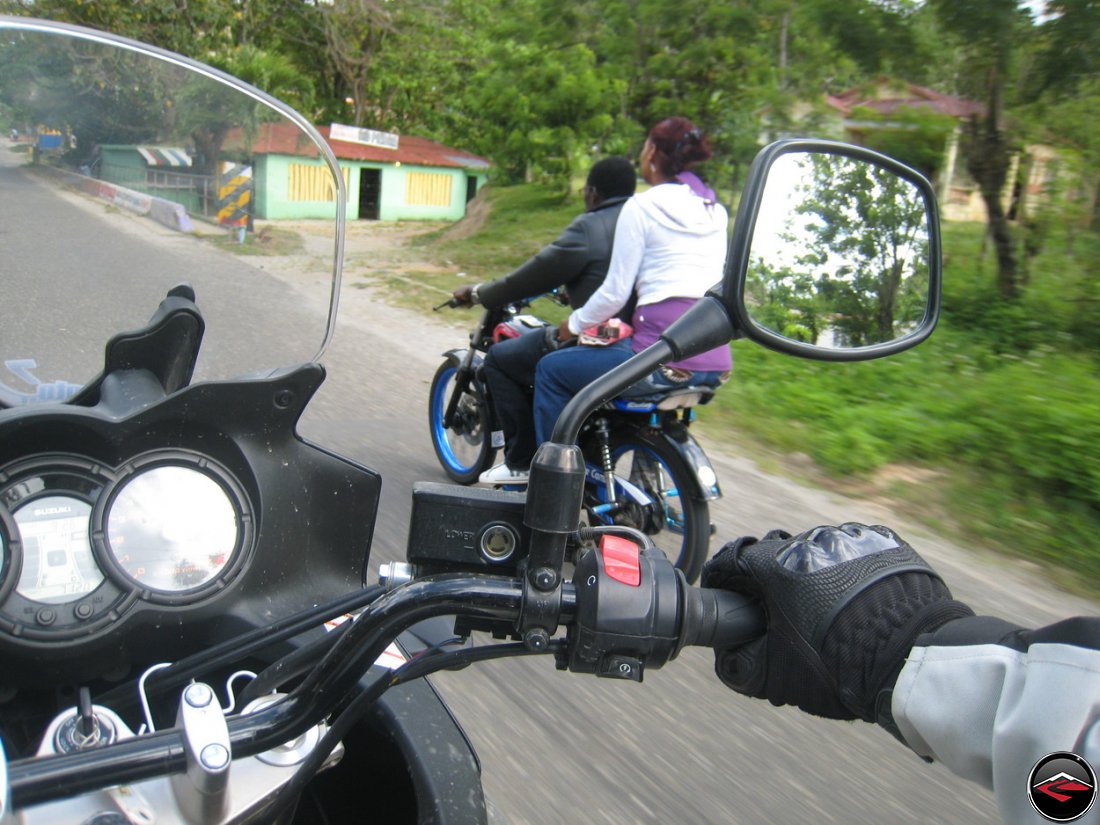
[2,0,238,57]
[802,155,930,344]
[453,0,624,188]
[1023,0,1100,235]
[744,261,825,343]
[208,45,316,118]
[0,33,168,159]
[929,0,1034,300]
[1029,0,1100,98]
[318,0,393,128]
[349,0,493,137]
[584,0,780,188]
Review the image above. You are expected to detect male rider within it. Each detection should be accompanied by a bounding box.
[703,522,1100,825]
[451,156,637,486]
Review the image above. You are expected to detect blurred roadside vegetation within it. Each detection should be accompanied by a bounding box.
[404,183,1100,595]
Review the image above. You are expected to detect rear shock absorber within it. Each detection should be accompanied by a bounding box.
[594,416,616,505]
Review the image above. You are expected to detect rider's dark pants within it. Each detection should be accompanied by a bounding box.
[482,330,553,470]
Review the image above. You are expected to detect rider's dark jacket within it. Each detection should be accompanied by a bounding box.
[475,196,630,311]
[894,615,1100,824]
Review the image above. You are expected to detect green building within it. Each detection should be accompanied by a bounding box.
[251,122,491,222]
[96,144,205,214]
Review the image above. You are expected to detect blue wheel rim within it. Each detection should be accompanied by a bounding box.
[431,365,482,475]
[610,443,688,536]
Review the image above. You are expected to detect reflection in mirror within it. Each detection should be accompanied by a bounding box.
[745,152,932,349]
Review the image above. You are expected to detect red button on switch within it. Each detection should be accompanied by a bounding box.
[599,535,641,586]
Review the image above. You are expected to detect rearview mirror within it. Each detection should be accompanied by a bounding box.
[723,140,941,361]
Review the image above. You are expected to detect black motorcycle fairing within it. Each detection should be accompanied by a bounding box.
[62,285,205,410]
[362,677,489,824]
[0,363,382,687]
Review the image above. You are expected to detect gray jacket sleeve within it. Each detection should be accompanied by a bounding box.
[893,616,1100,824]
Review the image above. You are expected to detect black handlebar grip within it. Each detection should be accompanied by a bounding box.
[681,587,765,650]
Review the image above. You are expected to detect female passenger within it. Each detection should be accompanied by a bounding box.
[531,116,732,444]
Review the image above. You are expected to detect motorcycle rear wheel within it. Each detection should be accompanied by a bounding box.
[429,360,496,485]
[588,430,710,583]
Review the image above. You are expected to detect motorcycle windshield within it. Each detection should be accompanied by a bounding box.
[0,18,344,400]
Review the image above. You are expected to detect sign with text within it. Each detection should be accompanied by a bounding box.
[329,123,399,150]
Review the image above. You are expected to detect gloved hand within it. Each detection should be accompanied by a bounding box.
[701,523,973,728]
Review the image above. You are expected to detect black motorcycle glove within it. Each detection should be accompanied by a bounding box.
[701,523,974,729]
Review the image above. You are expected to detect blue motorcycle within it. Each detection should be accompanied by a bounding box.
[429,297,720,583]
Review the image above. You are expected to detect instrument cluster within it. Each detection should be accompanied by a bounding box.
[0,450,253,642]
[0,362,379,687]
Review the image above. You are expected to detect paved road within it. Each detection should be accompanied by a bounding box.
[5,157,1095,823]
[0,142,332,390]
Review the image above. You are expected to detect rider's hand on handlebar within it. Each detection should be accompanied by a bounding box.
[556,319,576,343]
[452,285,476,307]
[701,523,973,725]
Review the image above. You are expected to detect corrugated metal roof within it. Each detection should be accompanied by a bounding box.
[243,122,491,170]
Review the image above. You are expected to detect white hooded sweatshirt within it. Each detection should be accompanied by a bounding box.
[567,181,729,334]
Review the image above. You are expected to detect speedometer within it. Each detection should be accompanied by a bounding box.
[104,464,241,595]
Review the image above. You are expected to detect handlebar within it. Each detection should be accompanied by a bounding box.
[6,561,764,808]
[7,575,536,808]
[432,291,550,313]
[682,587,765,651]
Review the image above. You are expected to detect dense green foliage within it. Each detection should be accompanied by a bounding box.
[0,0,1028,187]
[7,0,1095,289]
[6,0,1096,216]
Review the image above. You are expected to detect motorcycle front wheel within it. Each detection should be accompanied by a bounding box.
[587,430,710,583]
[428,360,496,484]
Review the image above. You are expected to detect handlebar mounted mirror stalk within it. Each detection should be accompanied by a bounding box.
[519,297,735,645]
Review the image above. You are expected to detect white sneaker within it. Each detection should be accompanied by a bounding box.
[478,462,530,486]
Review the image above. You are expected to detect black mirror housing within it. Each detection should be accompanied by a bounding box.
[720,139,942,362]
